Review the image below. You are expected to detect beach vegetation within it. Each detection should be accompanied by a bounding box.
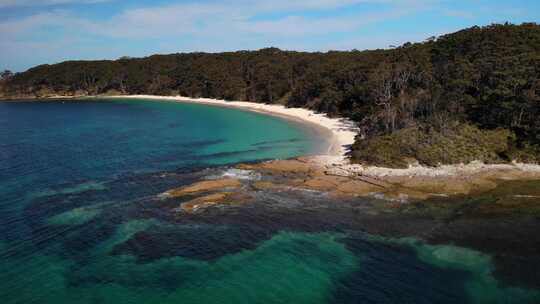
[2,23,540,167]
[1,70,13,80]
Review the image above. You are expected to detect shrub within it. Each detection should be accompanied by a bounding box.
[351,124,517,168]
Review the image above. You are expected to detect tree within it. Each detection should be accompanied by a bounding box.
[2,23,540,165]
[1,70,13,80]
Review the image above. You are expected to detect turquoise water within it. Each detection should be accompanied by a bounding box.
[0,99,539,303]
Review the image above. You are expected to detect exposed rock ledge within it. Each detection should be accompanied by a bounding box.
[161,157,540,214]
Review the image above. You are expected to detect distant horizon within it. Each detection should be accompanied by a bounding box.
[1,0,539,72]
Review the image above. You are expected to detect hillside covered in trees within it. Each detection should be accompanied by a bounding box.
[1,23,539,167]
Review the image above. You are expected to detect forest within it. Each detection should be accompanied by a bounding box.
[1,23,539,167]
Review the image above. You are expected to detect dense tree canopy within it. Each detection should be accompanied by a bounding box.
[2,23,539,167]
[1,70,13,81]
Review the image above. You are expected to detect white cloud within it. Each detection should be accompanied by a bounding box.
[0,10,91,39]
[77,0,425,38]
[238,8,412,37]
[0,0,439,70]
[0,0,435,42]
[0,0,109,7]
[443,9,474,19]
[242,0,384,12]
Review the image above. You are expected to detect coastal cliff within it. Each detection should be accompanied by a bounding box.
[2,23,540,167]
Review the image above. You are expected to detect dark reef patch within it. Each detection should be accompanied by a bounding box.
[111,222,274,262]
[332,234,471,304]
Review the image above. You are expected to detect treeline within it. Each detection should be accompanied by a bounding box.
[2,23,539,167]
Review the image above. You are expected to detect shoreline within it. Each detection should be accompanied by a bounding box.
[3,94,540,179]
[0,94,355,164]
[103,95,359,164]
[102,95,540,180]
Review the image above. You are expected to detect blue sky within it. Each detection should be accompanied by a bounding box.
[1,0,539,72]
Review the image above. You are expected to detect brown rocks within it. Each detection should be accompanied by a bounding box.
[161,178,254,213]
[334,180,383,197]
[238,159,314,174]
[164,178,242,198]
[180,192,252,213]
[163,157,540,215]
[180,193,233,213]
[252,181,285,191]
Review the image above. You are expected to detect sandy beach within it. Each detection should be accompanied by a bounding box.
[106,95,359,163]
[103,95,540,180]
[6,93,540,180]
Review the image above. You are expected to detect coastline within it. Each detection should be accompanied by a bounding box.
[87,97,540,202]
[4,94,540,180]
[104,95,359,164]
[98,95,540,180]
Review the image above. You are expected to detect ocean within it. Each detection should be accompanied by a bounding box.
[0,98,538,303]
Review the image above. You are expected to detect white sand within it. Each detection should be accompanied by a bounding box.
[101,95,540,177]
[106,95,359,164]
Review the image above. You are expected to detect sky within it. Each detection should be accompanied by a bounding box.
[1,0,539,72]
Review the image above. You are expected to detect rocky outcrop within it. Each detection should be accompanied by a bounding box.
[163,179,242,198]
[179,192,252,213]
[161,156,540,215]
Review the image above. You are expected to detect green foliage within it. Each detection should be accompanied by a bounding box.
[1,70,13,80]
[351,124,522,168]
[3,23,540,166]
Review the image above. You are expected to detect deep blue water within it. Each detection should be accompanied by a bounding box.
[0,99,539,303]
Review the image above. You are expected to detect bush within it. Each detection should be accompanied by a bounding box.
[508,143,540,163]
[351,124,518,168]
[351,128,421,168]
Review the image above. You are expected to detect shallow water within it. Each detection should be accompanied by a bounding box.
[0,99,538,303]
